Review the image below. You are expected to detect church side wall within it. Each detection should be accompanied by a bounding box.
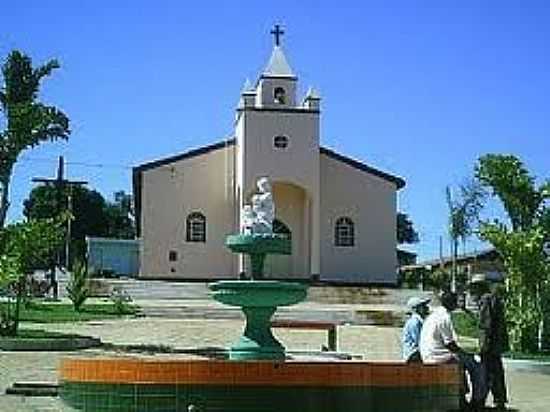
[320,154,398,284]
[140,146,236,278]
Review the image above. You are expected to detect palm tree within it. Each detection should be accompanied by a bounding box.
[0,50,70,226]
[446,180,486,291]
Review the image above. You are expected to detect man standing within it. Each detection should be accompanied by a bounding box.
[402,296,430,362]
[420,290,486,409]
[469,274,509,410]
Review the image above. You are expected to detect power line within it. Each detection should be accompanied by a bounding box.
[18,156,133,170]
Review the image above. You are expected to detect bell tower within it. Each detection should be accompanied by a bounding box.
[235,25,322,277]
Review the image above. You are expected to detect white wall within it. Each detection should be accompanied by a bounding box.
[140,145,236,278]
[320,153,398,284]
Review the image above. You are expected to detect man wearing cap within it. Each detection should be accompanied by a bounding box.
[468,274,508,410]
[402,296,431,362]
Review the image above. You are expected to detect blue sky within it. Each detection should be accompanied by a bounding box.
[2,1,549,260]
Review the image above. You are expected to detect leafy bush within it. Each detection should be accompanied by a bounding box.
[110,287,132,315]
[66,261,89,311]
[0,217,65,336]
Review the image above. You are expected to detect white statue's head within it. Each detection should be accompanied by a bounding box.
[257,177,271,193]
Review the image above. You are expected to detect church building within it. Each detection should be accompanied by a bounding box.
[133,28,405,284]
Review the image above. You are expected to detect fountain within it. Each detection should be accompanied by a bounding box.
[209,177,307,360]
[58,177,462,411]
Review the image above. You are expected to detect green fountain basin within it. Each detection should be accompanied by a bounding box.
[225,233,291,255]
[210,280,306,307]
[210,280,307,360]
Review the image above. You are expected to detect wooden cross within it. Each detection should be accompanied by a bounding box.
[270,24,284,46]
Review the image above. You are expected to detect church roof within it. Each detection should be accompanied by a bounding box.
[133,139,405,187]
[320,147,406,189]
[263,46,295,78]
[133,139,405,236]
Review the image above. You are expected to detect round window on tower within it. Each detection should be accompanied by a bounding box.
[273,135,289,149]
[274,87,286,104]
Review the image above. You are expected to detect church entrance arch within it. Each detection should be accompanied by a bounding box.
[263,181,309,278]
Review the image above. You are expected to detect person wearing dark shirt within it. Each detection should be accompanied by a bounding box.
[469,274,509,411]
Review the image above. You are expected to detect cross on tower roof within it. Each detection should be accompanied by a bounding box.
[270,24,284,46]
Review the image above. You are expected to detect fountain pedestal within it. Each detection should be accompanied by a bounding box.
[210,280,307,360]
[210,234,307,360]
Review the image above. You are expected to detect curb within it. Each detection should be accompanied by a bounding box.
[0,336,101,351]
[503,358,550,375]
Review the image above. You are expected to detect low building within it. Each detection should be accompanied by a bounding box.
[86,237,140,277]
[399,248,504,288]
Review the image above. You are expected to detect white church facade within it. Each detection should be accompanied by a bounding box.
[133,31,405,284]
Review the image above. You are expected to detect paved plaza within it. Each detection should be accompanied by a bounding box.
[1,282,549,411]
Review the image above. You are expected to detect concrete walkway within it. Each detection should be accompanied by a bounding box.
[1,281,548,411]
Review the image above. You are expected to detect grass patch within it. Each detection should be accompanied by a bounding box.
[505,351,550,362]
[0,302,138,323]
[452,311,550,362]
[452,310,479,339]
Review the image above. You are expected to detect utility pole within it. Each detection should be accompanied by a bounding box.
[31,156,87,300]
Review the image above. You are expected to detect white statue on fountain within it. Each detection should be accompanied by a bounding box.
[240,177,275,235]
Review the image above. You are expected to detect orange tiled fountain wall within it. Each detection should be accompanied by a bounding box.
[59,358,461,412]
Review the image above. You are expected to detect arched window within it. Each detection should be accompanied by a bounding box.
[274,87,286,104]
[186,212,206,242]
[273,218,291,241]
[335,217,354,247]
[273,135,289,149]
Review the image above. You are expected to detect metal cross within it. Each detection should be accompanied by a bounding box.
[270,24,284,46]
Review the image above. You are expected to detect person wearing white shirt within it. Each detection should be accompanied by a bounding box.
[420,304,458,363]
[420,291,486,411]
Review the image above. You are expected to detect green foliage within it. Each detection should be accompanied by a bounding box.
[0,253,20,288]
[0,217,65,336]
[0,217,66,273]
[480,224,549,352]
[399,268,423,288]
[476,154,549,231]
[0,50,70,227]
[475,153,549,353]
[446,180,486,243]
[446,180,486,290]
[103,191,135,239]
[23,187,135,263]
[397,212,419,244]
[66,260,89,311]
[452,311,480,340]
[0,302,137,323]
[429,268,451,291]
[110,287,133,315]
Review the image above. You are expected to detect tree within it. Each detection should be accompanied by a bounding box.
[104,191,135,239]
[23,186,135,263]
[0,50,70,227]
[480,224,549,352]
[0,217,65,336]
[66,260,89,312]
[397,212,419,244]
[446,179,486,290]
[476,154,550,352]
[24,185,108,263]
[476,154,548,231]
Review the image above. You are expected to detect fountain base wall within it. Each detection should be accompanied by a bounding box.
[60,358,461,412]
